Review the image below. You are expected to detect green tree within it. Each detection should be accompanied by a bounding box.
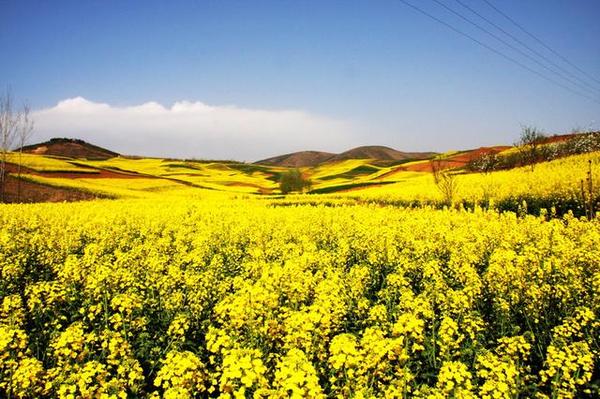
[279,168,311,194]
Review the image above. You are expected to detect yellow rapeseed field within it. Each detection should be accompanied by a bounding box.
[6,153,98,173]
[11,151,599,209]
[1,198,599,398]
[339,152,600,207]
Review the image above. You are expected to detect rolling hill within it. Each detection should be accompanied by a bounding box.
[256,145,436,167]
[20,138,119,160]
[256,150,335,167]
[3,138,518,202]
[4,131,596,203]
[329,146,436,163]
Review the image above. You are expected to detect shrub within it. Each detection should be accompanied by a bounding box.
[279,168,311,194]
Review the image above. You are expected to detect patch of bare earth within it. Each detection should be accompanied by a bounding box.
[376,146,511,176]
[1,162,150,203]
[5,162,148,179]
[1,174,98,203]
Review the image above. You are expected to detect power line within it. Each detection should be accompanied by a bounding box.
[482,0,600,86]
[430,0,600,98]
[396,0,600,104]
[454,0,600,93]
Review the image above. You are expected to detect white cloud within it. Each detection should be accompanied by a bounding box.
[32,97,357,161]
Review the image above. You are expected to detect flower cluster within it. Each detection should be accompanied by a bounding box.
[0,198,598,397]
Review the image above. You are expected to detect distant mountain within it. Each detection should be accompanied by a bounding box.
[19,138,119,160]
[255,151,336,167]
[329,145,436,162]
[256,145,436,167]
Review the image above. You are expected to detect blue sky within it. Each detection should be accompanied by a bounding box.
[1,0,599,160]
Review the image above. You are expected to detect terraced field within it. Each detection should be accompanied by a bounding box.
[5,145,600,217]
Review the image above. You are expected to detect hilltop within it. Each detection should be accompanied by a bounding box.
[329,146,436,163]
[19,138,119,160]
[255,151,335,168]
[256,145,436,167]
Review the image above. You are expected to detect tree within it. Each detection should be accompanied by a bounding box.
[0,90,34,202]
[516,125,546,171]
[15,104,34,201]
[467,151,500,173]
[0,92,16,202]
[431,157,458,206]
[279,168,312,194]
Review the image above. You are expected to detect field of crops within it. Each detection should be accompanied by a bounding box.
[8,150,599,214]
[6,153,99,173]
[336,153,599,213]
[1,198,598,398]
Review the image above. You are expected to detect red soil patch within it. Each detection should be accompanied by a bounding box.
[1,174,98,203]
[403,160,465,173]
[381,146,512,175]
[444,146,511,163]
[2,162,151,203]
[4,162,147,179]
[540,134,577,144]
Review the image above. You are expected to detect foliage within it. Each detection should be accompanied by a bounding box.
[279,168,311,194]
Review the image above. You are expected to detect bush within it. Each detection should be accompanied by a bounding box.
[279,169,311,194]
